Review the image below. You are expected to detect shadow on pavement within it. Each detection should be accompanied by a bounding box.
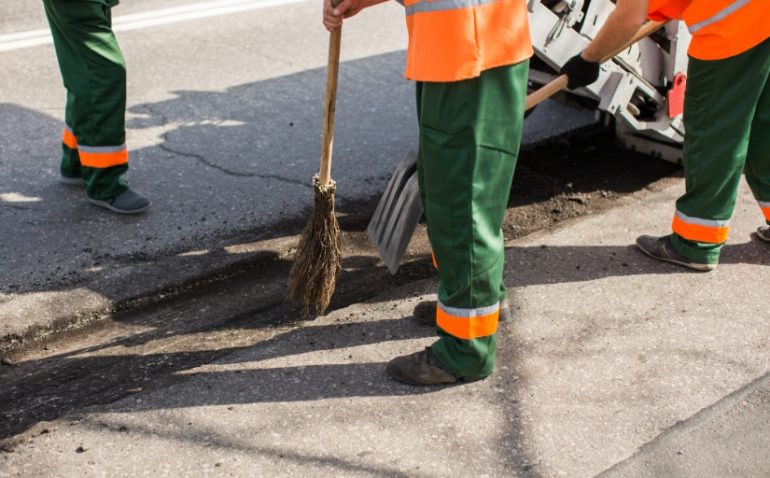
[505,240,770,288]
[80,413,424,478]
[3,309,541,474]
[2,234,767,441]
[0,50,415,302]
[0,315,434,440]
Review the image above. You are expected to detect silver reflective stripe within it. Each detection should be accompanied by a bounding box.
[405,0,498,16]
[688,0,752,34]
[64,125,74,135]
[676,210,730,228]
[759,201,770,208]
[78,144,127,153]
[438,301,499,318]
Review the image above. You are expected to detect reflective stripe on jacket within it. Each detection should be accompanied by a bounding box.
[648,0,770,60]
[401,0,532,82]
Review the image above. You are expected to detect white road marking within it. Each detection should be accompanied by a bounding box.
[0,0,307,52]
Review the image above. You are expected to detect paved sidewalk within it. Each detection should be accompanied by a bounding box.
[1,180,768,477]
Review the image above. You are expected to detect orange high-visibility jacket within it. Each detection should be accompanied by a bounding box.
[649,0,770,60]
[402,0,533,82]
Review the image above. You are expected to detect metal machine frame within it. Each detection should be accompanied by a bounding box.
[527,0,690,163]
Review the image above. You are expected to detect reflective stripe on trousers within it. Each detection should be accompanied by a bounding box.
[760,201,770,221]
[77,144,128,168]
[62,127,127,168]
[437,301,500,340]
[671,210,730,244]
[62,126,77,150]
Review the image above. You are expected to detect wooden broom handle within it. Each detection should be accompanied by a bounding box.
[524,20,666,111]
[319,11,343,187]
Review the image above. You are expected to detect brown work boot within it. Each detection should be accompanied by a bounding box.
[413,299,511,326]
[386,348,460,385]
[757,226,770,243]
[636,235,715,272]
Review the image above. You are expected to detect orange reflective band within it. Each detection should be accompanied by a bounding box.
[78,148,128,168]
[437,305,499,340]
[62,128,77,150]
[760,203,770,221]
[431,252,438,270]
[672,214,729,244]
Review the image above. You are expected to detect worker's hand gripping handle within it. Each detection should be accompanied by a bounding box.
[524,20,666,111]
[319,0,344,187]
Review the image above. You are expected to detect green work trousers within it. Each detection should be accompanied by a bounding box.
[416,61,528,378]
[670,37,770,264]
[44,0,129,199]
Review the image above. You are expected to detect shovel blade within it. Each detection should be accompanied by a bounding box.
[367,150,423,274]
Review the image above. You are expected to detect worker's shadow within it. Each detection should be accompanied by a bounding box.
[502,234,769,288]
[1,290,533,476]
[54,313,533,475]
[3,315,437,424]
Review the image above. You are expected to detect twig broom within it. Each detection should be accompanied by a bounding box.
[288,20,343,316]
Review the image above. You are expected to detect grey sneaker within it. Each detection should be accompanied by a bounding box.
[88,188,150,215]
[757,226,770,243]
[636,235,715,272]
[413,299,511,326]
[60,175,84,186]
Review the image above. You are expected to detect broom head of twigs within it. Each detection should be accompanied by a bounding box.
[288,174,342,316]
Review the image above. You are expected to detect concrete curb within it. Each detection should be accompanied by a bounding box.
[0,235,295,355]
[598,371,770,477]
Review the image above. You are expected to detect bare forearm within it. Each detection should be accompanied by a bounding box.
[582,0,649,62]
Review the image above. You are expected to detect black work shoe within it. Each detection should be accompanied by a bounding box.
[757,226,770,243]
[386,348,467,386]
[413,299,511,326]
[88,188,151,215]
[635,235,715,272]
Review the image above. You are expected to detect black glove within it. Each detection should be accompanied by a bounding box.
[560,54,600,90]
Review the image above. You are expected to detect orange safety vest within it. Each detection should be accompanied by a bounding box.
[648,0,770,60]
[402,0,533,82]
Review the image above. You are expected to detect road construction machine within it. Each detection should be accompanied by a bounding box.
[527,0,689,163]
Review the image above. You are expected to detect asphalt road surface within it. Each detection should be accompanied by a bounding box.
[0,0,594,297]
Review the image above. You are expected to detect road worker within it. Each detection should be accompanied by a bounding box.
[323,0,532,384]
[561,0,770,271]
[43,0,150,214]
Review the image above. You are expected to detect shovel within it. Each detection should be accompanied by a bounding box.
[367,20,666,274]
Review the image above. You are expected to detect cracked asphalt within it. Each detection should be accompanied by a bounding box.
[0,0,593,348]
